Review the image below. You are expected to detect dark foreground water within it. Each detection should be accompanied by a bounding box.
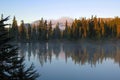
[18,41,120,80]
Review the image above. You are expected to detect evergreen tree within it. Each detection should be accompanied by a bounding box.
[19,20,27,42]
[38,18,44,41]
[0,16,39,80]
[31,25,37,42]
[88,19,95,39]
[81,18,87,38]
[48,20,53,40]
[27,24,32,42]
[115,17,120,38]
[63,20,71,40]
[100,19,105,38]
[43,20,47,40]
[53,23,61,40]
[71,20,78,40]
[10,16,19,42]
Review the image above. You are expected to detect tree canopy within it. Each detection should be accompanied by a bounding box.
[9,16,120,42]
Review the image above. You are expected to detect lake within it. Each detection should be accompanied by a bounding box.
[18,41,120,80]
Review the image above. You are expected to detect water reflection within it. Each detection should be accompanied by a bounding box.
[18,41,120,67]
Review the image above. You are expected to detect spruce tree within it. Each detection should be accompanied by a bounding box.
[63,20,71,40]
[0,16,39,80]
[48,20,53,40]
[27,24,32,42]
[43,20,47,40]
[53,23,61,40]
[31,25,37,42]
[38,18,44,41]
[9,16,19,42]
[19,20,27,42]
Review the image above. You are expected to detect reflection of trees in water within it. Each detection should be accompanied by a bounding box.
[64,42,120,66]
[18,43,27,57]
[37,43,47,66]
[18,42,120,66]
[52,42,61,58]
[28,43,32,61]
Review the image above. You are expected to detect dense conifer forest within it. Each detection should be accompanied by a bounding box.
[8,16,120,42]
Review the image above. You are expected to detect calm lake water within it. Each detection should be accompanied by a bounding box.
[18,41,120,80]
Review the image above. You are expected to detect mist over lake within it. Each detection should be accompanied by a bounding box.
[18,41,120,80]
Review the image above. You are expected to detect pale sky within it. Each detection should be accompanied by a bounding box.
[0,0,120,24]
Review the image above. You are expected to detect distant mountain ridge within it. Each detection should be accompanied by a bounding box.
[31,17,74,30]
[24,17,115,30]
[32,17,73,24]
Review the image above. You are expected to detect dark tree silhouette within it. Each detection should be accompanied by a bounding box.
[0,16,39,80]
[27,24,32,42]
[52,23,61,40]
[9,16,19,42]
[48,20,53,40]
[19,20,27,42]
